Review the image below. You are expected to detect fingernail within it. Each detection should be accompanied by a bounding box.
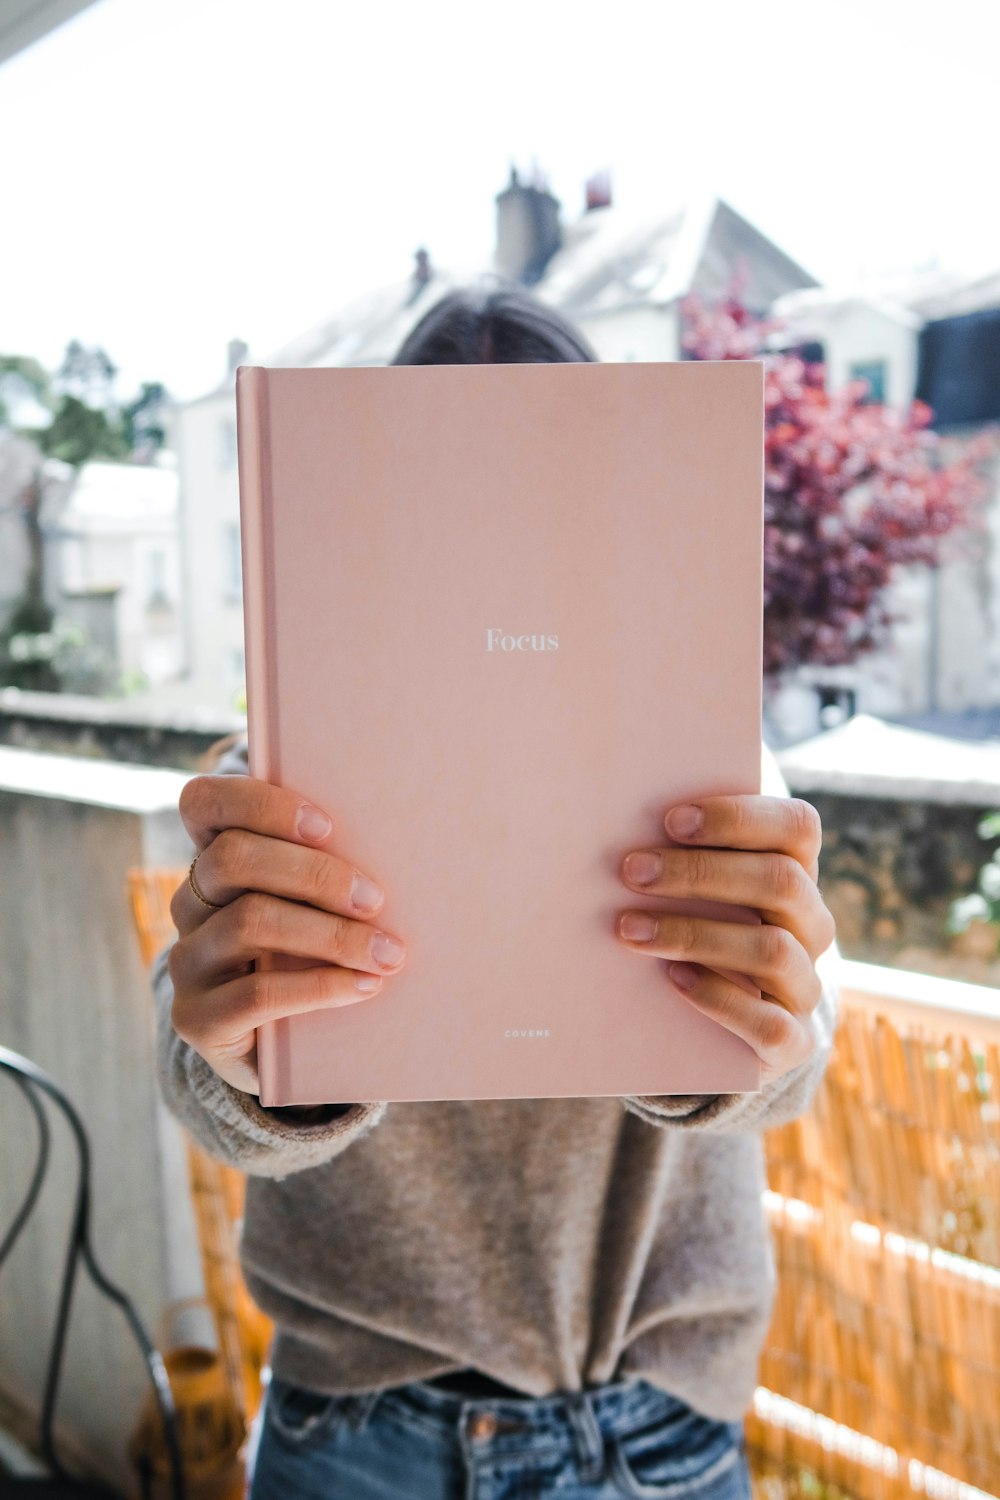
[354,973,383,992]
[297,803,333,841]
[666,805,703,838]
[350,872,383,911]
[372,932,406,967]
[624,851,661,885]
[620,911,657,941]
[669,962,699,991]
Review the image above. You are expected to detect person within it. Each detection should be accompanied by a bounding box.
[152,281,842,1500]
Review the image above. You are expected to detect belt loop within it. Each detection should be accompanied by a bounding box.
[347,1387,384,1433]
[564,1390,605,1483]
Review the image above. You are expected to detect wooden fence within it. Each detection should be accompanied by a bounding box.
[748,959,1000,1500]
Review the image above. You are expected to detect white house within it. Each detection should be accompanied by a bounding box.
[45,454,184,689]
[0,432,74,623]
[164,356,249,712]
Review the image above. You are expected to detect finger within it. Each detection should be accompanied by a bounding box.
[170,864,219,937]
[616,909,824,1018]
[663,795,823,874]
[178,771,339,855]
[170,827,386,936]
[663,963,817,1082]
[169,891,408,991]
[171,962,387,1060]
[619,846,837,960]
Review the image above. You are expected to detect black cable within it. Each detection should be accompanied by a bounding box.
[0,1071,50,1272]
[0,1043,186,1500]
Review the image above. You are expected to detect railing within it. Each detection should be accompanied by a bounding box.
[749,959,1000,1500]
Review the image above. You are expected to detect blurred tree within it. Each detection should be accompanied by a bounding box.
[34,392,130,464]
[54,338,118,409]
[0,354,50,426]
[122,381,170,459]
[680,268,998,684]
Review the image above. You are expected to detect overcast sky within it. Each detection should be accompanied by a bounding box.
[3,0,996,405]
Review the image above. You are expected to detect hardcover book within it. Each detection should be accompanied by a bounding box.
[235,358,765,1107]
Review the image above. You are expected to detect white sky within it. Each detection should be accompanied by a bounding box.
[2,0,997,405]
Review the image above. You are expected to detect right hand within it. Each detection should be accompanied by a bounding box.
[167,772,408,1095]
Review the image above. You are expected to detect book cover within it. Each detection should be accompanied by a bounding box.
[236,359,765,1107]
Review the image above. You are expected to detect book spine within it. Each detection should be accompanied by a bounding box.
[235,366,286,1106]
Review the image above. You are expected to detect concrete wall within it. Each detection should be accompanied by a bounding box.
[0,748,205,1492]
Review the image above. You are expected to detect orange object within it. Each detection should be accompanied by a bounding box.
[127,867,273,1426]
[128,1300,245,1500]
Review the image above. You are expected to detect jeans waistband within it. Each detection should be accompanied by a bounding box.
[371,1372,690,1464]
[266,1370,709,1487]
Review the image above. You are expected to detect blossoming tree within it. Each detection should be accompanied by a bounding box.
[680,272,997,691]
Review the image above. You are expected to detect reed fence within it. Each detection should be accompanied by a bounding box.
[749,960,999,1500]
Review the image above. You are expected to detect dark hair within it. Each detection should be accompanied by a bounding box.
[389,281,598,366]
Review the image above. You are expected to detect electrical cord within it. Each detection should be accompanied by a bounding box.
[0,1072,50,1272]
[0,1043,186,1500]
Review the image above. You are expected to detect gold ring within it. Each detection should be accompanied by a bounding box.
[188,852,224,909]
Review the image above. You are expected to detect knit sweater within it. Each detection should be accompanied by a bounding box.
[151,734,841,1422]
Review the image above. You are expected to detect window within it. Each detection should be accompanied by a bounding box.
[784,339,826,366]
[817,685,856,729]
[916,310,1000,427]
[850,360,887,405]
[147,548,169,607]
[223,521,242,601]
[774,341,827,387]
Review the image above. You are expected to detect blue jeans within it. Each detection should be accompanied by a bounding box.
[248,1371,753,1499]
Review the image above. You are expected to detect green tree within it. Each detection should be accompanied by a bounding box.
[29,392,130,465]
[0,354,50,427]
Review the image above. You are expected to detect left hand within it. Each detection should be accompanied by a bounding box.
[616,796,837,1086]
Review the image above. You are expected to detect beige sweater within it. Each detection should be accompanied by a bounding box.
[152,735,840,1421]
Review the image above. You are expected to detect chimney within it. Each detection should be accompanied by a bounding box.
[227,337,249,376]
[494,163,562,287]
[406,245,433,305]
[584,168,612,213]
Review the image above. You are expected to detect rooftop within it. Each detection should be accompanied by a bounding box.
[775,712,1000,804]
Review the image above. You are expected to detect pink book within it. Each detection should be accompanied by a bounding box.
[236,359,765,1107]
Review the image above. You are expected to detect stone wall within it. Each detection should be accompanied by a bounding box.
[0,686,242,770]
[804,790,1000,980]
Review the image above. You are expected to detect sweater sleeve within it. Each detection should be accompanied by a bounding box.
[151,733,388,1179]
[620,740,842,1135]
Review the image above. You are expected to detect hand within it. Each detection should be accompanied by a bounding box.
[616,796,837,1086]
[167,774,408,1094]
